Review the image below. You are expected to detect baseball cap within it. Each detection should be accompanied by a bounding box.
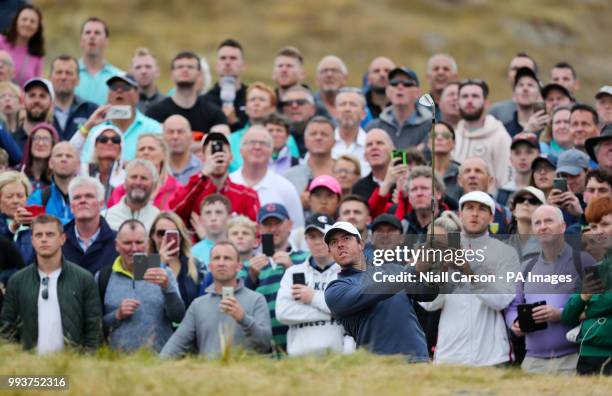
[106,74,138,88]
[595,85,612,99]
[531,154,558,171]
[556,148,589,176]
[202,132,230,147]
[585,123,612,163]
[308,175,342,195]
[257,203,289,223]
[24,77,54,101]
[388,67,419,86]
[511,132,540,150]
[324,221,362,245]
[305,213,333,235]
[512,186,547,206]
[541,83,572,101]
[514,67,541,89]
[371,214,403,233]
[459,191,496,215]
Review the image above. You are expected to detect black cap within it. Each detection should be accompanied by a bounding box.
[106,74,138,88]
[514,67,541,89]
[371,214,403,233]
[531,154,558,171]
[541,83,572,101]
[305,213,333,234]
[202,132,230,147]
[585,124,612,163]
[388,67,419,86]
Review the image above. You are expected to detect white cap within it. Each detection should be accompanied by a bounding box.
[324,221,362,245]
[24,77,55,101]
[459,191,496,215]
[512,186,546,206]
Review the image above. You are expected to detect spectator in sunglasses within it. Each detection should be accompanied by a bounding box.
[280,85,317,156]
[365,67,433,151]
[81,125,125,205]
[506,187,546,261]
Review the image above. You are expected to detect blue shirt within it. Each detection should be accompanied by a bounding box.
[170,154,202,185]
[75,59,124,105]
[81,110,162,162]
[192,238,215,270]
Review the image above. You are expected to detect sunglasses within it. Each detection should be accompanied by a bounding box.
[109,83,135,92]
[515,196,541,205]
[154,229,179,238]
[96,135,121,144]
[389,79,416,88]
[281,99,309,107]
[41,276,49,300]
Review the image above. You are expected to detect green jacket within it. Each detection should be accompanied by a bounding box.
[561,256,612,357]
[0,258,103,352]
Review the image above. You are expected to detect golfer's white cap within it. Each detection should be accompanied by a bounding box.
[324,221,362,245]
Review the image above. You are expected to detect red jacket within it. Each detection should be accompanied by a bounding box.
[368,186,450,220]
[169,174,260,224]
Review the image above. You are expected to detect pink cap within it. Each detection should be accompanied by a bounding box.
[308,175,342,195]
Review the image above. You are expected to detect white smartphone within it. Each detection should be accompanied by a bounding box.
[221,286,234,300]
[106,105,132,120]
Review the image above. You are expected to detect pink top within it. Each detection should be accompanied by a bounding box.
[0,35,44,87]
[107,175,182,211]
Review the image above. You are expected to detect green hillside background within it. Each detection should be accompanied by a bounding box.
[37,0,611,103]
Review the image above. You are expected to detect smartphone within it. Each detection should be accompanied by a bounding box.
[211,140,224,154]
[584,266,601,282]
[533,101,546,114]
[262,233,275,257]
[392,150,407,165]
[292,272,306,285]
[221,286,234,300]
[552,177,568,192]
[24,204,45,217]
[447,232,461,249]
[164,230,180,254]
[517,300,548,333]
[133,253,148,280]
[106,105,132,120]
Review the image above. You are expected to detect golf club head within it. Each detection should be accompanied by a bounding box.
[418,94,435,108]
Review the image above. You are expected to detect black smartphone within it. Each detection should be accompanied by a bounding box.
[262,233,275,257]
[292,272,306,285]
[517,300,548,333]
[533,101,546,114]
[552,177,568,192]
[211,140,224,154]
[133,253,148,280]
[584,266,601,282]
[447,232,461,249]
[392,150,406,165]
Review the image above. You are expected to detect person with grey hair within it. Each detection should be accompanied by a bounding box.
[314,55,348,119]
[280,85,317,156]
[332,88,370,176]
[506,204,596,374]
[104,159,160,231]
[63,176,118,274]
[426,53,458,106]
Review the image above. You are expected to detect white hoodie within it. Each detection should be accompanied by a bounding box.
[276,259,354,356]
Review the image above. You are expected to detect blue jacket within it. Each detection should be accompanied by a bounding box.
[62,217,118,275]
[27,179,73,225]
[0,214,33,266]
[325,265,436,361]
[0,125,22,166]
[53,96,98,141]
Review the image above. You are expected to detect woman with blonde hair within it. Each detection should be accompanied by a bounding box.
[148,211,203,308]
[108,133,181,210]
[0,81,23,133]
[0,170,34,264]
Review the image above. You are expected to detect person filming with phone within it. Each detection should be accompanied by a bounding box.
[547,148,589,220]
[160,241,272,358]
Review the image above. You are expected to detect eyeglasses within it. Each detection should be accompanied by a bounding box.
[244,139,272,148]
[96,135,121,144]
[41,276,49,300]
[389,79,417,88]
[515,196,541,205]
[109,83,135,92]
[32,135,52,144]
[281,99,309,107]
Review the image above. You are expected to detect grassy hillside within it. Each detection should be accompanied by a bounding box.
[1,344,611,395]
[36,0,611,102]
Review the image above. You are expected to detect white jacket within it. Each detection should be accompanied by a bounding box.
[420,234,520,366]
[276,259,353,356]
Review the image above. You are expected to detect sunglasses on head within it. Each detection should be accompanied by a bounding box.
[389,79,417,88]
[281,99,309,107]
[515,196,541,205]
[96,135,121,144]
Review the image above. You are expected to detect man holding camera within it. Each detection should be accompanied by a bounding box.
[160,241,272,358]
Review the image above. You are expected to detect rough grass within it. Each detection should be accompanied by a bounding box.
[36,0,611,102]
[0,344,611,395]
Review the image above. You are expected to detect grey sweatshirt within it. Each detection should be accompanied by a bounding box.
[160,280,272,358]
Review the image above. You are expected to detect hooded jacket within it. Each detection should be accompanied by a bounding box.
[453,115,512,190]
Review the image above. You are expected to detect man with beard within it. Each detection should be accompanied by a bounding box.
[453,79,511,191]
[503,67,549,137]
[104,159,160,231]
[27,142,81,224]
[12,77,54,148]
[280,85,316,156]
[314,55,348,120]
[438,82,460,129]
[147,51,227,136]
[365,57,395,119]
[332,88,369,175]
[426,53,459,108]
[272,46,306,106]
[50,55,98,141]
